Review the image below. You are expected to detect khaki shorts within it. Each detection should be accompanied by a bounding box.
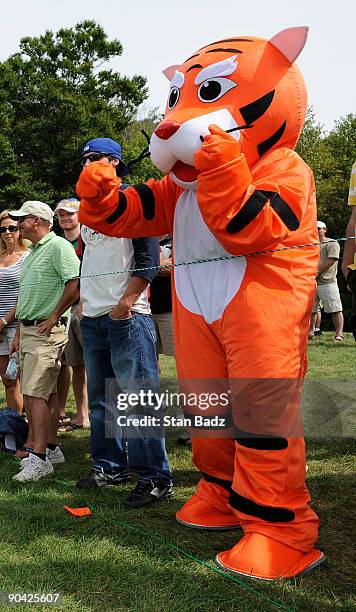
[312,282,343,314]
[19,323,68,400]
[153,312,175,356]
[64,311,84,367]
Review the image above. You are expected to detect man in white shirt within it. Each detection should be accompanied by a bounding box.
[76,138,173,508]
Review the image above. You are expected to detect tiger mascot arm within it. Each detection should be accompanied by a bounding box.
[196,124,314,255]
[77,161,181,238]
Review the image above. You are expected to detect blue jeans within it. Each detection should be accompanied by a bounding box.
[80,312,172,483]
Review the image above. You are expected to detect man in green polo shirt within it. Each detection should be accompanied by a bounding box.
[9,200,80,482]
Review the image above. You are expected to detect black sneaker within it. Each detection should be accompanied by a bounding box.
[76,469,130,489]
[123,479,174,508]
[314,329,323,337]
[176,432,191,446]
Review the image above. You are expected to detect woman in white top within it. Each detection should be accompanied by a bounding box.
[0,210,29,413]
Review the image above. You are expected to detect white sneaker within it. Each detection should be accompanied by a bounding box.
[46,446,65,464]
[20,446,65,468]
[13,453,54,482]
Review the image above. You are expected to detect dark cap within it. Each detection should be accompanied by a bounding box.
[82,138,129,176]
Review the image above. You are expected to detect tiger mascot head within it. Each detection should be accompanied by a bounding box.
[149,27,308,189]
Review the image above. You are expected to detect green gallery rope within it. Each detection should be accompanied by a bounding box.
[5,235,355,290]
[55,478,293,611]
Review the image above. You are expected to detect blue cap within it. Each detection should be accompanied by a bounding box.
[82,138,129,176]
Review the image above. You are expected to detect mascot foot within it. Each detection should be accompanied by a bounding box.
[176,495,241,531]
[215,533,325,580]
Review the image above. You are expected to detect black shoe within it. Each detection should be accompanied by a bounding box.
[176,432,191,446]
[314,329,323,336]
[123,479,174,508]
[76,469,130,489]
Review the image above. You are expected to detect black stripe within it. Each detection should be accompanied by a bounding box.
[227,189,300,234]
[206,48,243,54]
[212,38,253,44]
[257,121,287,157]
[229,491,295,522]
[106,191,127,224]
[235,430,288,450]
[133,184,155,220]
[260,190,300,231]
[201,471,233,492]
[239,90,275,126]
[186,64,203,73]
[226,190,268,234]
[268,193,300,231]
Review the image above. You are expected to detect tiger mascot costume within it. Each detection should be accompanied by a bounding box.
[77,27,325,579]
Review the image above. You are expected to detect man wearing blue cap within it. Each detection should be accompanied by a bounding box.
[81,138,129,178]
[76,138,173,508]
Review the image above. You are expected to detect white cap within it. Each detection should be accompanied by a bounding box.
[9,201,54,223]
[54,199,80,215]
[317,221,326,229]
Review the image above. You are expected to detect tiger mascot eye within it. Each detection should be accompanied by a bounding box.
[78,26,325,579]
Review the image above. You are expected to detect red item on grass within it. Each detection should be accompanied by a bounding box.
[64,505,92,517]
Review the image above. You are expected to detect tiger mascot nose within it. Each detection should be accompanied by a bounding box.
[154,120,181,140]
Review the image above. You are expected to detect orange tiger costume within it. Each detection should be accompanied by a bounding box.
[77,27,325,579]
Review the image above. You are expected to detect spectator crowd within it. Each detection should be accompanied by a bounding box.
[0,137,355,507]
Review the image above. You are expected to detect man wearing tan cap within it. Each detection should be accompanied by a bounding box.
[54,198,81,251]
[8,201,80,481]
[54,198,89,431]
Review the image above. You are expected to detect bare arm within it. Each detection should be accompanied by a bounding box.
[110,277,149,320]
[0,305,17,336]
[158,253,173,277]
[318,257,338,275]
[9,323,20,356]
[36,279,79,336]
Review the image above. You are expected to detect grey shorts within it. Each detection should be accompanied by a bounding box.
[312,282,343,314]
[64,308,84,367]
[153,312,175,356]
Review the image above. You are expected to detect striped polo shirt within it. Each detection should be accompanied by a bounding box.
[16,232,80,320]
[0,252,29,329]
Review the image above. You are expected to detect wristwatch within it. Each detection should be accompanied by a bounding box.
[1,317,8,326]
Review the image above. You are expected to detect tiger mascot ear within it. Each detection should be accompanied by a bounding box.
[163,65,181,80]
[269,26,309,63]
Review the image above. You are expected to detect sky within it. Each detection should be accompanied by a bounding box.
[0,0,355,132]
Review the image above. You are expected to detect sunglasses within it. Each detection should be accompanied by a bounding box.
[81,153,114,165]
[0,225,20,234]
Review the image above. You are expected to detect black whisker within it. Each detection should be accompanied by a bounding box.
[199,124,253,143]
[141,129,151,144]
[226,125,254,132]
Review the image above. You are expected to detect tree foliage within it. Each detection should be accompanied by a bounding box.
[121,109,163,185]
[297,110,356,325]
[297,109,356,235]
[0,20,355,236]
[0,21,147,208]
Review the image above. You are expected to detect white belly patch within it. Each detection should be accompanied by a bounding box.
[173,190,247,324]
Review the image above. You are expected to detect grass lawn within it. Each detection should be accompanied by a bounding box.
[0,332,355,611]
